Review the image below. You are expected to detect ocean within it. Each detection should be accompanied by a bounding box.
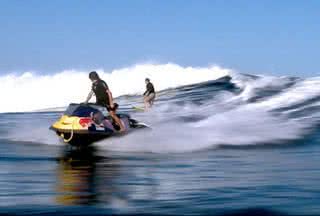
[0,64,319,215]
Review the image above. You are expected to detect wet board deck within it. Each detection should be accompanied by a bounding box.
[132,106,145,112]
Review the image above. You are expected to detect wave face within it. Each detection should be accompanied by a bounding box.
[1,63,320,153]
[99,73,320,153]
[0,63,230,113]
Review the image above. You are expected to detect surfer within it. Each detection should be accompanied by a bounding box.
[84,71,125,132]
[143,78,156,110]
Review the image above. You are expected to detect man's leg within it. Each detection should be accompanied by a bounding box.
[144,96,150,110]
[144,93,155,110]
[149,93,155,107]
[109,110,125,132]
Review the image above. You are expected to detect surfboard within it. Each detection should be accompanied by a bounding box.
[132,106,145,112]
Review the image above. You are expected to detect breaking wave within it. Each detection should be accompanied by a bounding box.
[0,63,230,113]
[1,63,320,152]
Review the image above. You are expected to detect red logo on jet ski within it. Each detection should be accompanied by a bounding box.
[79,118,92,127]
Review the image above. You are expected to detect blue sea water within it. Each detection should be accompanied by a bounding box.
[0,74,320,215]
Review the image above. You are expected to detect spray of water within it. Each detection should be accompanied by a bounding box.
[1,64,319,153]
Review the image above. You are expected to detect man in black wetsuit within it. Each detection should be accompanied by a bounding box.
[143,78,156,110]
[84,71,125,132]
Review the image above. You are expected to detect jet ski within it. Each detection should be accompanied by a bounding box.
[50,103,149,146]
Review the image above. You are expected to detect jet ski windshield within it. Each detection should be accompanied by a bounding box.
[64,103,108,117]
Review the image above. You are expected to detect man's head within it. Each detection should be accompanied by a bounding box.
[145,78,150,84]
[89,71,100,81]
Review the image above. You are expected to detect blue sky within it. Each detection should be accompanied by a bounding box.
[0,0,319,76]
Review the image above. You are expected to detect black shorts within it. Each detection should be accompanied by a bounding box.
[97,103,118,112]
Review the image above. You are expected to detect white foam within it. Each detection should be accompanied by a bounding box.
[93,73,318,153]
[96,102,310,153]
[2,68,319,153]
[254,77,320,110]
[0,63,230,113]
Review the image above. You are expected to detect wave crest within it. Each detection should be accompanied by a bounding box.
[0,63,230,113]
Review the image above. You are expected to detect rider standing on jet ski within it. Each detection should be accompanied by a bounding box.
[84,71,125,132]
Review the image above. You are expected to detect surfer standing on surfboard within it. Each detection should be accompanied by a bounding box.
[143,78,156,110]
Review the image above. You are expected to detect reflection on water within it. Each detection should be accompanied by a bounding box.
[41,144,320,215]
[55,146,159,212]
[56,147,120,206]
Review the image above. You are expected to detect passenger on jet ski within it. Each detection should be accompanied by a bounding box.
[84,71,125,132]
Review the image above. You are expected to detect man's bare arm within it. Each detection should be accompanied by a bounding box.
[106,90,114,107]
[85,90,94,103]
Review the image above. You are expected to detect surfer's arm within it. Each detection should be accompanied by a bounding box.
[106,89,114,107]
[85,90,94,103]
[143,88,150,96]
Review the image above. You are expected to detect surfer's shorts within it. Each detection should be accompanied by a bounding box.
[145,93,156,104]
[96,102,119,112]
